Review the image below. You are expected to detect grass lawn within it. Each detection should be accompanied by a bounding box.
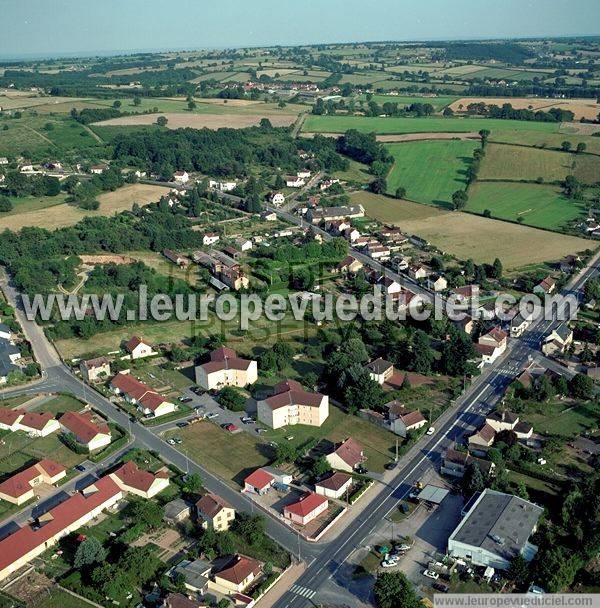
[128,250,201,286]
[41,394,86,415]
[385,140,479,207]
[37,588,99,608]
[467,182,586,231]
[398,211,591,269]
[521,399,600,437]
[2,194,68,217]
[1,184,171,232]
[333,159,372,184]
[478,144,575,182]
[302,115,560,135]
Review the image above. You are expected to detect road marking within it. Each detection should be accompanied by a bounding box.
[290,585,316,599]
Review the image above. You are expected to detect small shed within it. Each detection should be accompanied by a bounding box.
[416,485,449,505]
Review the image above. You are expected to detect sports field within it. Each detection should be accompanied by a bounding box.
[478,144,574,182]
[302,115,561,135]
[467,182,586,231]
[385,139,479,207]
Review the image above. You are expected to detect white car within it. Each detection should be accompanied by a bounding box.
[167,438,176,445]
[426,426,435,436]
[397,543,412,552]
[423,569,440,580]
[381,559,398,568]
[206,412,219,419]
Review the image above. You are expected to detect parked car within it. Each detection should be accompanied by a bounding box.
[381,559,398,568]
[256,428,267,434]
[167,438,176,445]
[423,569,440,580]
[75,464,87,472]
[384,461,397,470]
[225,423,239,433]
[206,412,219,419]
[433,582,449,593]
[176,421,189,428]
[396,543,412,552]
[241,416,254,424]
[426,426,435,435]
[178,396,193,403]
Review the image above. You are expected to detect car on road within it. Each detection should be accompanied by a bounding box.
[75,464,87,472]
[423,569,440,580]
[426,426,435,435]
[190,386,204,395]
[176,421,190,428]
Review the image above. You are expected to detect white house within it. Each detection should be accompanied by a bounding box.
[285,175,305,188]
[315,471,352,500]
[124,336,155,360]
[173,170,190,184]
[203,232,220,246]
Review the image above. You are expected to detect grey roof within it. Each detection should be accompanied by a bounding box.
[417,485,450,504]
[553,323,572,342]
[164,498,191,520]
[173,559,211,591]
[0,339,19,379]
[450,489,543,562]
[0,324,11,335]
[365,358,393,375]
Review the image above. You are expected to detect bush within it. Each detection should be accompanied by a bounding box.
[218,386,246,411]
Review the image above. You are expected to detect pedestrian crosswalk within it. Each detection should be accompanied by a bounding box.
[290,584,316,599]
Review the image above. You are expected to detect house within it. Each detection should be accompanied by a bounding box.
[379,276,402,295]
[533,276,556,295]
[0,476,123,581]
[0,324,11,341]
[209,180,237,192]
[110,372,176,418]
[268,192,285,206]
[59,411,112,451]
[455,315,475,335]
[0,460,66,505]
[213,554,263,594]
[257,379,329,429]
[79,356,111,383]
[17,412,60,437]
[261,211,277,221]
[260,466,293,486]
[475,343,501,366]
[479,327,508,353]
[335,255,363,275]
[164,498,192,523]
[0,339,20,384]
[165,593,208,608]
[284,492,328,526]
[314,471,352,500]
[0,158,8,165]
[468,423,496,451]
[297,170,311,179]
[441,448,495,479]
[309,205,364,223]
[234,237,253,252]
[285,175,305,188]
[19,163,34,173]
[203,233,220,246]
[364,358,394,385]
[319,178,341,191]
[221,266,250,291]
[451,285,479,304]
[196,492,235,532]
[89,164,107,174]
[510,312,531,338]
[486,410,533,440]
[427,274,448,292]
[0,408,25,432]
[163,249,190,267]
[447,489,543,570]
[388,407,427,438]
[195,347,258,390]
[124,335,155,360]
[408,264,428,280]
[173,170,190,184]
[325,437,365,473]
[109,460,169,498]
[366,244,390,261]
[171,559,212,594]
[541,324,573,356]
[244,468,275,495]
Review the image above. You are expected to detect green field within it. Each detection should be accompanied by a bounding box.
[355,94,458,111]
[490,130,600,155]
[467,182,586,231]
[479,143,575,182]
[385,139,479,207]
[303,114,561,135]
[2,194,68,216]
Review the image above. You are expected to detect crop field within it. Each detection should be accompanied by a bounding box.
[449,97,600,121]
[350,190,447,223]
[94,110,300,129]
[355,94,458,111]
[466,182,586,231]
[0,94,88,110]
[2,184,170,232]
[398,211,591,268]
[574,154,600,184]
[478,143,575,182]
[302,114,560,135]
[384,139,479,207]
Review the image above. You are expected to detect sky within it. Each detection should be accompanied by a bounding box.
[1,0,599,60]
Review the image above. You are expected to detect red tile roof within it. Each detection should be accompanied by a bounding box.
[330,437,364,469]
[315,472,351,492]
[81,356,110,370]
[0,476,122,575]
[216,554,262,585]
[196,492,233,519]
[399,410,427,427]
[485,327,508,343]
[263,379,325,410]
[0,459,66,499]
[125,335,148,353]
[244,469,274,490]
[59,411,109,443]
[111,460,163,492]
[284,492,328,517]
[199,347,253,374]
[110,373,167,412]
[19,411,55,431]
[0,407,24,427]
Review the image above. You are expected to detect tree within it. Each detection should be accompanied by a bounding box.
[113,100,122,109]
[274,173,285,189]
[411,330,435,374]
[395,186,406,199]
[451,190,468,210]
[182,472,203,495]
[370,177,387,194]
[133,96,142,106]
[373,572,421,608]
[312,456,332,478]
[188,100,197,111]
[462,462,486,495]
[479,129,490,146]
[568,373,594,400]
[442,106,454,117]
[215,531,236,556]
[492,257,503,279]
[508,554,530,589]
[561,140,572,152]
[0,197,13,212]
[125,499,164,529]
[74,537,107,568]
[576,142,587,154]
[156,115,168,127]
[218,386,246,411]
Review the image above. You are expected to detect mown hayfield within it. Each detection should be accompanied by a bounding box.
[385,139,479,207]
[302,114,560,135]
[574,154,600,184]
[1,184,170,232]
[489,129,600,156]
[350,190,447,224]
[478,144,574,182]
[466,182,586,231]
[399,211,590,269]
[355,94,458,111]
